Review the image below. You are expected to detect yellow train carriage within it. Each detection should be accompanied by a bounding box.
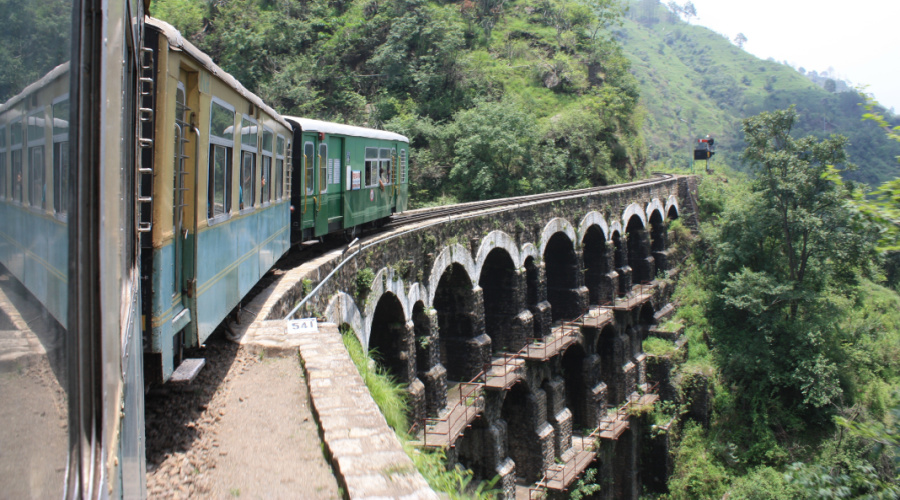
[142,18,293,382]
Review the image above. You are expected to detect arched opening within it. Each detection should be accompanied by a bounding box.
[501,382,542,482]
[544,232,580,321]
[667,205,679,222]
[524,256,545,339]
[562,343,588,429]
[368,292,411,384]
[582,225,611,306]
[612,230,629,297]
[626,215,652,285]
[413,301,432,374]
[598,324,619,405]
[435,263,486,382]
[479,248,521,352]
[649,210,667,275]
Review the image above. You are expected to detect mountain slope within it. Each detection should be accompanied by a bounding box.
[619,2,900,185]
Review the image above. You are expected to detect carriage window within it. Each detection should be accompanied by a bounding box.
[239,117,257,210]
[11,120,23,203]
[27,111,46,209]
[0,126,6,199]
[52,98,69,214]
[400,149,407,184]
[304,142,314,195]
[275,135,285,200]
[365,147,377,187]
[260,128,273,204]
[379,147,391,186]
[29,146,45,209]
[318,143,327,194]
[208,100,234,220]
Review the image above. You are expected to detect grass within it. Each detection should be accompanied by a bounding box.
[643,336,677,357]
[340,327,496,499]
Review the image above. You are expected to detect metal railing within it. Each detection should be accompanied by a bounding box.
[422,373,484,448]
[484,353,523,390]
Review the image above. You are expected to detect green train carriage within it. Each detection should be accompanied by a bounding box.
[285,118,409,243]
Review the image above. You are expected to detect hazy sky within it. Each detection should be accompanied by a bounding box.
[683,0,900,111]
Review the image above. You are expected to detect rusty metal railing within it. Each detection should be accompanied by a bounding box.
[422,372,485,448]
[484,352,523,390]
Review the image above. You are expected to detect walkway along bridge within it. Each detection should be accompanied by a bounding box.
[233,174,699,499]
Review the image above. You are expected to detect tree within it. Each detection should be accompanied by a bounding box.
[824,78,837,93]
[710,107,879,437]
[733,32,747,49]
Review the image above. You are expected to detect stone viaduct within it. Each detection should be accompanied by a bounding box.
[273,174,698,499]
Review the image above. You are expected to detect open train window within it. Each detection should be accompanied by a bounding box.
[261,128,273,204]
[275,135,285,200]
[239,116,258,211]
[318,142,327,194]
[52,96,69,215]
[26,109,46,210]
[379,147,391,186]
[304,141,314,195]
[365,147,377,187]
[208,99,235,221]
[0,126,6,199]
[10,119,23,204]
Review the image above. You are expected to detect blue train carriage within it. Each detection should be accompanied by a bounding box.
[0,63,71,328]
[142,18,294,383]
[284,117,409,242]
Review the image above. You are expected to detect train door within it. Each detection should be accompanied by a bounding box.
[176,69,201,348]
[173,83,188,316]
[328,135,344,232]
[299,133,316,232]
[314,138,329,236]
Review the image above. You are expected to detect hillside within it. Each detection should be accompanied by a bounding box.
[619,1,900,186]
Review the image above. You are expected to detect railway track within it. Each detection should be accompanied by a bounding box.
[387,173,675,228]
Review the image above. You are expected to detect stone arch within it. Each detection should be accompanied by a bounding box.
[645,198,665,224]
[611,227,630,296]
[665,195,680,221]
[578,212,609,245]
[625,211,654,285]
[475,230,521,277]
[501,382,546,482]
[363,267,410,344]
[538,217,577,256]
[325,292,363,344]
[597,324,619,404]
[582,223,614,306]
[433,262,486,381]
[428,243,476,307]
[479,247,527,352]
[561,342,589,429]
[621,202,647,230]
[368,291,413,384]
[520,242,539,264]
[543,231,585,321]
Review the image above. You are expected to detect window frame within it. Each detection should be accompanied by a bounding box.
[26,108,47,211]
[10,118,24,204]
[379,147,392,187]
[318,142,328,194]
[400,148,407,184]
[274,134,285,201]
[0,125,6,200]
[207,97,235,224]
[364,147,378,188]
[304,141,315,196]
[260,127,273,205]
[238,115,258,213]
[52,94,69,217]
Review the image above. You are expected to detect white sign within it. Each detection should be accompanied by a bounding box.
[286,318,318,334]
[351,170,361,190]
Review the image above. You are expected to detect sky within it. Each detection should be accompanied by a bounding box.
[683,0,900,112]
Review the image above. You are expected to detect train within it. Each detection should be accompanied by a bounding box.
[0,3,408,497]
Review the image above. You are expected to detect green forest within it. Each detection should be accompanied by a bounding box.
[146,0,900,497]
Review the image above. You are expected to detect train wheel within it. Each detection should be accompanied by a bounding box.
[343,225,358,243]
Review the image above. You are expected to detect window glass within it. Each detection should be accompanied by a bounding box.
[53,100,69,214]
[210,101,234,140]
[0,125,6,198]
[0,125,6,148]
[275,135,285,201]
[240,151,255,209]
[318,143,327,193]
[29,146,45,208]
[52,100,68,138]
[11,149,23,203]
[208,144,230,218]
[262,129,273,153]
[365,147,377,187]
[261,156,271,203]
[241,117,257,148]
[379,148,391,185]
[304,142,314,195]
[27,112,44,143]
[11,120,23,146]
